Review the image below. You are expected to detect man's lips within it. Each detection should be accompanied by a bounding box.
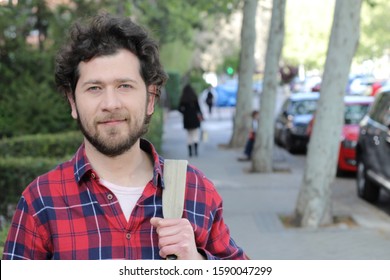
[98,119,126,125]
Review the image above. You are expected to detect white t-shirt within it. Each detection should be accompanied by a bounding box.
[100,178,144,221]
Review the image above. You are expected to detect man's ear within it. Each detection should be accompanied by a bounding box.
[67,92,78,120]
[147,85,157,115]
[148,85,158,96]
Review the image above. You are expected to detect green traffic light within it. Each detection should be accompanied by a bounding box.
[226,67,234,75]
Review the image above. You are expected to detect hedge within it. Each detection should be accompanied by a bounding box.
[165,71,181,110]
[144,105,164,152]
[0,156,64,217]
[0,223,9,256]
[0,132,82,216]
[0,131,83,158]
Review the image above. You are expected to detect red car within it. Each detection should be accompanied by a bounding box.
[307,95,374,174]
[338,95,374,173]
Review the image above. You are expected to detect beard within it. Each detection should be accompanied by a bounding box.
[76,108,152,157]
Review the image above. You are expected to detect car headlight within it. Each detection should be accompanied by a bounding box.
[342,140,357,149]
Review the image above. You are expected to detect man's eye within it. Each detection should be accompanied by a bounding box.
[87,86,101,92]
[119,84,132,89]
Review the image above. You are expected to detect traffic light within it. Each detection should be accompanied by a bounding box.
[226,66,234,75]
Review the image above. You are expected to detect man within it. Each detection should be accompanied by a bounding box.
[2,13,248,260]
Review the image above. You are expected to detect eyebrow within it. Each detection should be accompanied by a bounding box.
[81,78,138,87]
[81,80,103,87]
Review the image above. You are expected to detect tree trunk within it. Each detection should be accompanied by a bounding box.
[251,0,286,172]
[229,0,258,148]
[295,0,362,228]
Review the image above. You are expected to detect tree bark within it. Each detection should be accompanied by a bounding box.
[295,0,363,228]
[251,0,286,172]
[229,0,258,148]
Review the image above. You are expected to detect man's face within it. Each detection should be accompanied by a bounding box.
[69,49,156,157]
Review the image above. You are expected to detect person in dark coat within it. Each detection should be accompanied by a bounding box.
[178,84,203,157]
[205,86,214,115]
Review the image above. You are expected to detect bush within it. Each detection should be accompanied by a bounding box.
[144,104,164,153]
[0,156,64,217]
[0,222,9,256]
[165,72,181,110]
[0,131,83,158]
[0,131,81,217]
[0,51,77,138]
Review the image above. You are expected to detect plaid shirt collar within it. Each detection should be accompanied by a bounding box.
[72,138,164,188]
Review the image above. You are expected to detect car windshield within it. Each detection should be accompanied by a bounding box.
[290,99,317,115]
[344,104,370,124]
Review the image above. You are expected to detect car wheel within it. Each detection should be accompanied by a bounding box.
[356,159,380,203]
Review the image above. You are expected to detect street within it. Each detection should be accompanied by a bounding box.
[162,91,390,259]
[292,153,390,217]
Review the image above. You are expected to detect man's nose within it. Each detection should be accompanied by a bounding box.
[101,88,122,111]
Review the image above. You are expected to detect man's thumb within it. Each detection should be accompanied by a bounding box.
[150,217,163,227]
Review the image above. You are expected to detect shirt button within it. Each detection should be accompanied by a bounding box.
[91,173,96,179]
[107,194,113,200]
[126,233,131,239]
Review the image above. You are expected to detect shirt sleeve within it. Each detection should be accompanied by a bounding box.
[2,196,50,260]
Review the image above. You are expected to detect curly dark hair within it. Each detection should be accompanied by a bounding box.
[55,13,168,100]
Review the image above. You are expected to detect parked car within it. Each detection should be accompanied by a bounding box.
[338,95,374,173]
[355,87,390,203]
[274,92,319,153]
[213,79,263,107]
[370,79,387,96]
[347,74,376,95]
[306,95,374,174]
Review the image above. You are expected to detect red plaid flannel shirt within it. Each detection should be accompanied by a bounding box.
[2,139,248,260]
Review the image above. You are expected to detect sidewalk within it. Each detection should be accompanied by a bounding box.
[161,107,390,260]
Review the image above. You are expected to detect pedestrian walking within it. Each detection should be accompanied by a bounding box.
[178,83,204,157]
[2,13,248,260]
[205,86,214,115]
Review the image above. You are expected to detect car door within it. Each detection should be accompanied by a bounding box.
[362,94,387,175]
[375,93,390,181]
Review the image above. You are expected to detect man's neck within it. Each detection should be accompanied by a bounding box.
[84,139,153,188]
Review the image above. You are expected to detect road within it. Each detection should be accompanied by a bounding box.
[272,86,390,217]
[200,85,390,219]
[290,153,390,217]
[163,105,390,259]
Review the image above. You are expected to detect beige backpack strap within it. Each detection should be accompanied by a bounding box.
[162,159,188,219]
[162,159,188,260]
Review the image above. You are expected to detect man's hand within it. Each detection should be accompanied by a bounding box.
[150,217,205,260]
